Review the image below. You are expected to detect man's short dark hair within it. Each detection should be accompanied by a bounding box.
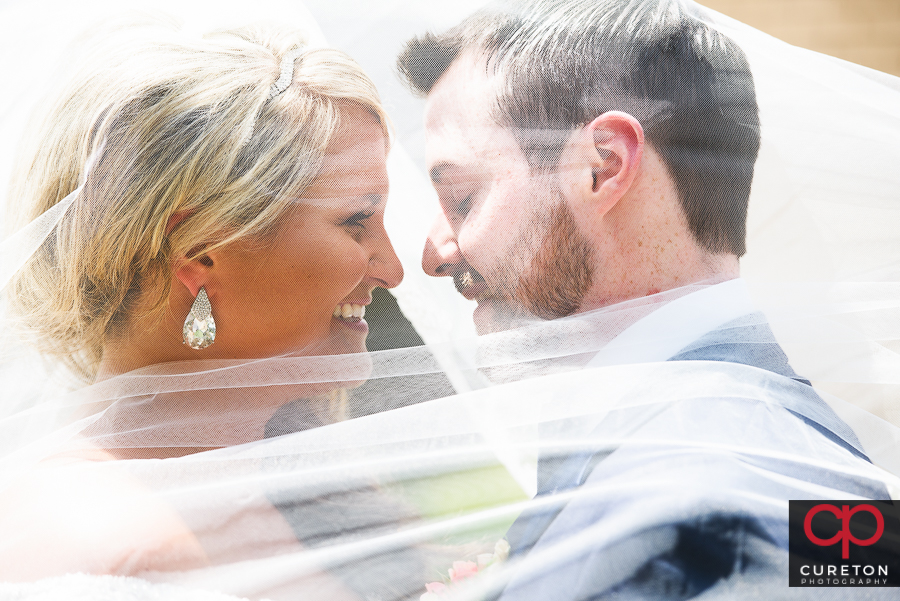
[398,0,760,257]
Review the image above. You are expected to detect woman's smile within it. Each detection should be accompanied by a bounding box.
[332,301,370,333]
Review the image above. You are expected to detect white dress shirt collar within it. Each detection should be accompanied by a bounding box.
[586,278,754,368]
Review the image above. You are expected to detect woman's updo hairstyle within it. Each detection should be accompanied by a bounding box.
[6,22,389,382]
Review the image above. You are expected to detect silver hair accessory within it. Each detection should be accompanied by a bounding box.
[182,287,216,349]
[268,47,305,99]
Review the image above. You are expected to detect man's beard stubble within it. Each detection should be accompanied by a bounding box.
[515,199,594,320]
[466,195,595,332]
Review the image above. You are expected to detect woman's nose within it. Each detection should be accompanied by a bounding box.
[368,228,404,289]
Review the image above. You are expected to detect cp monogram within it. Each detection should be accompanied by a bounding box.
[804,504,885,559]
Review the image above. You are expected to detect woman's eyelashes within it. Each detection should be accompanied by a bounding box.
[341,210,375,229]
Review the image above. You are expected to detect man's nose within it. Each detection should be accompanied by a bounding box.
[369,229,404,289]
[422,211,464,277]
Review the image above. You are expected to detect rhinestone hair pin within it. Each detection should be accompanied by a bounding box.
[268,47,305,99]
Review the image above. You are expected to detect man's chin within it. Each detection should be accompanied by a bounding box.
[473,297,537,335]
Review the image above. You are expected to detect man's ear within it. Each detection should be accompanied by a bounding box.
[564,111,644,216]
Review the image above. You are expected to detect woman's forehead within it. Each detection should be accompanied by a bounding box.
[328,103,388,154]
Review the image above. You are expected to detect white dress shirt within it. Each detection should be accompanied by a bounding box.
[586,278,754,368]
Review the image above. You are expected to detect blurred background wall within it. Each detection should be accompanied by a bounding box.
[702,0,900,76]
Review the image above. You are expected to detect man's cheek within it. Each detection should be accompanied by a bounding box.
[465,244,508,285]
[457,234,492,270]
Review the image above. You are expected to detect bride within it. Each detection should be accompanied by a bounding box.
[0,22,407,589]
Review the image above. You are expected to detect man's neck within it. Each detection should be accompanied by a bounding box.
[579,257,739,315]
[586,277,752,368]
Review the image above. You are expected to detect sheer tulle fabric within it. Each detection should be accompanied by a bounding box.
[0,1,899,600]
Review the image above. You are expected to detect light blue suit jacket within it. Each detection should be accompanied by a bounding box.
[499,314,887,600]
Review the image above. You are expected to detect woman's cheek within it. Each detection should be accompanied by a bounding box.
[334,244,371,293]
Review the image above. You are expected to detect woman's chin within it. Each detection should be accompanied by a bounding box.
[332,314,370,336]
[308,316,371,357]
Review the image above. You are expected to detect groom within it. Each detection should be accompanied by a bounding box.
[399,0,887,598]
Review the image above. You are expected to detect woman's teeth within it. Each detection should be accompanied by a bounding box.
[333,303,365,320]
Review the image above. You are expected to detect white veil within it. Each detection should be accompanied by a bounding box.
[0,0,899,600]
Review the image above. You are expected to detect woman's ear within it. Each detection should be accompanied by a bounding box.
[174,250,213,298]
[165,211,191,236]
[562,111,644,216]
[169,210,213,298]
[166,211,214,296]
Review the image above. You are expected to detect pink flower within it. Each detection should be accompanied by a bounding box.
[421,581,448,600]
[448,560,479,582]
[420,539,510,598]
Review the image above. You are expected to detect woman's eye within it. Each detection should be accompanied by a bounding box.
[342,211,375,228]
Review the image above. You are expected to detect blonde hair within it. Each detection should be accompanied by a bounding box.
[7,23,389,382]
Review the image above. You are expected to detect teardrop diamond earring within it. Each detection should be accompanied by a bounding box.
[182,287,216,349]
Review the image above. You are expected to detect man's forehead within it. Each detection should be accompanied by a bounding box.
[424,51,498,131]
[424,121,527,182]
[423,53,524,174]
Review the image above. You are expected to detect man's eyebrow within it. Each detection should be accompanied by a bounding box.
[430,162,452,184]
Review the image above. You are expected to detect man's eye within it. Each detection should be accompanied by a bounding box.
[457,194,473,216]
[342,211,374,228]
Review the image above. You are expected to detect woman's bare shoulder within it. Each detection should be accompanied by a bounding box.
[0,449,209,580]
